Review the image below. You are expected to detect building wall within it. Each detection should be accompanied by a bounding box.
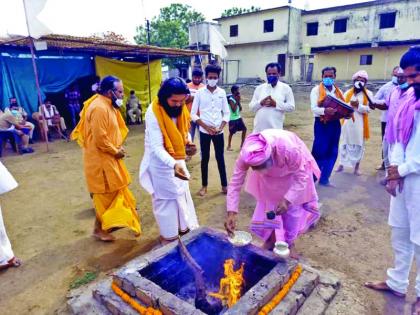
[302,0,420,48]
[223,42,287,83]
[218,8,290,45]
[312,45,411,81]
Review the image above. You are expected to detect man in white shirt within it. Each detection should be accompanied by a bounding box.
[310,67,346,186]
[365,46,420,314]
[249,62,295,133]
[191,64,230,197]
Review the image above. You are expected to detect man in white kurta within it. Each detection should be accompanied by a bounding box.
[249,63,295,133]
[365,46,420,314]
[139,78,199,242]
[337,70,372,175]
[0,161,21,270]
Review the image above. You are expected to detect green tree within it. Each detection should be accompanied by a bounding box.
[134,4,205,68]
[221,6,260,17]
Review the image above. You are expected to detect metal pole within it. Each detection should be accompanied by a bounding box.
[22,0,49,151]
[146,19,152,104]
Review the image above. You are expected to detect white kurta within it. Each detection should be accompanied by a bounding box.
[249,82,295,133]
[339,90,372,167]
[0,161,18,265]
[139,105,199,239]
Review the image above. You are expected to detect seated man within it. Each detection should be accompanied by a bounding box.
[225,129,320,258]
[0,110,34,154]
[5,97,35,143]
[126,90,142,124]
[38,100,68,141]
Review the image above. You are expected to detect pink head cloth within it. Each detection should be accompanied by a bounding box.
[240,133,272,166]
[352,70,369,81]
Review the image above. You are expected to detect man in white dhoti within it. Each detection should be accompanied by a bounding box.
[140,77,199,244]
[0,161,21,271]
[365,46,420,315]
[336,70,374,175]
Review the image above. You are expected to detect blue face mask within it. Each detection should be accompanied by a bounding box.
[391,76,398,85]
[323,77,335,87]
[399,82,409,90]
[267,75,278,85]
[10,109,19,116]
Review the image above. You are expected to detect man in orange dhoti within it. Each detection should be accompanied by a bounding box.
[72,76,141,242]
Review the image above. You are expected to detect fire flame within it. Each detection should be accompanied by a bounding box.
[208,259,245,308]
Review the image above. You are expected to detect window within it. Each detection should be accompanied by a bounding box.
[379,12,396,29]
[307,22,318,36]
[334,18,347,33]
[277,54,286,76]
[230,25,238,37]
[360,55,373,65]
[264,19,274,33]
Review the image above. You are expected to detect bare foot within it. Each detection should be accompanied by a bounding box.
[289,246,300,259]
[0,257,22,271]
[92,229,116,242]
[221,186,228,194]
[197,187,207,197]
[354,169,362,176]
[336,165,344,172]
[227,147,233,151]
[364,281,405,297]
[413,298,420,315]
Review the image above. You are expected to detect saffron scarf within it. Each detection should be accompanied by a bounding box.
[152,97,190,160]
[317,83,345,106]
[344,88,370,140]
[71,94,129,147]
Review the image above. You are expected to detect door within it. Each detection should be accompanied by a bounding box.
[277,54,286,77]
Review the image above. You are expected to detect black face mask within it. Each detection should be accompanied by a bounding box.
[160,98,183,118]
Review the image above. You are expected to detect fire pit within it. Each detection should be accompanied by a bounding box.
[111,227,296,314]
[68,227,340,315]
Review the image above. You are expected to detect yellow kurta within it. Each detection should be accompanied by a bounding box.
[79,95,141,235]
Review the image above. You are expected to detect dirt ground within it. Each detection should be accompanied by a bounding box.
[0,87,416,315]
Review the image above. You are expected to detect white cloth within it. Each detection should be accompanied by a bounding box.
[386,227,420,296]
[310,85,342,117]
[0,162,17,265]
[139,105,199,234]
[338,90,372,167]
[249,82,295,133]
[190,87,230,134]
[388,111,420,244]
[374,81,396,123]
[0,161,18,195]
[0,205,14,265]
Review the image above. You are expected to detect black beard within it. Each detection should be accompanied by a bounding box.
[161,99,182,118]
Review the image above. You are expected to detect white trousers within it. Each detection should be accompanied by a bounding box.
[0,205,14,265]
[128,108,141,123]
[152,190,199,240]
[386,226,420,296]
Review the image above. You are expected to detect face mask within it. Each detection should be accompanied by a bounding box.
[111,91,124,108]
[267,75,278,85]
[354,81,365,89]
[10,110,19,116]
[399,82,409,90]
[322,77,334,87]
[391,76,398,84]
[207,79,218,87]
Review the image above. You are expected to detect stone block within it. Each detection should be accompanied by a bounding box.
[157,291,201,315]
[317,284,337,303]
[295,290,328,315]
[270,291,306,315]
[292,270,319,297]
[318,271,340,289]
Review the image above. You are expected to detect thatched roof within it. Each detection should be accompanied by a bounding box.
[0,34,207,60]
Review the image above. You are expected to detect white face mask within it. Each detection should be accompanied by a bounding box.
[354,80,365,89]
[207,79,218,87]
[115,98,124,107]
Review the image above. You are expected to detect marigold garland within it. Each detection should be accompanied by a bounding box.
[111,282,162,315]
[258,264,303,315]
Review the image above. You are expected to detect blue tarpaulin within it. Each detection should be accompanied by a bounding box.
[0,49,94,114]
